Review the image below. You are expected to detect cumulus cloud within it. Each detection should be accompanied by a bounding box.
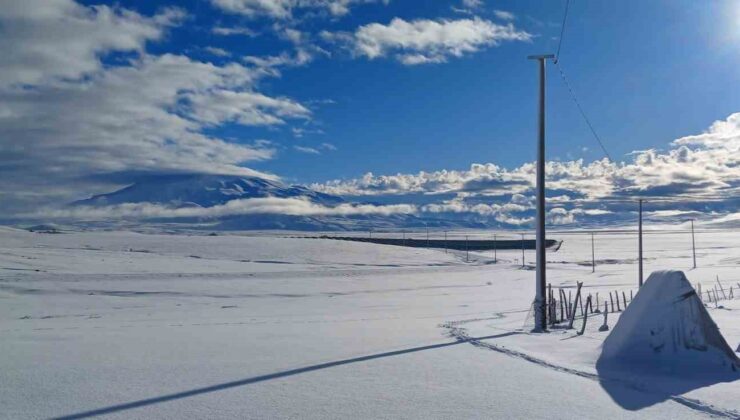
[0,1,310,213]
[31,197,417,220]
[326,17,531,65]
[313,113,740,226]
[210,0,388,20]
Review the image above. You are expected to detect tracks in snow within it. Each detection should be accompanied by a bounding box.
[440,317,740,419]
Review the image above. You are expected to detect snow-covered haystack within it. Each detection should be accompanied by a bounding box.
[599,270,739,375]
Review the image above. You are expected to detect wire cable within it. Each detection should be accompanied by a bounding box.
[554,0,571,63]
[551,0,613,162]
[555,62,614,162]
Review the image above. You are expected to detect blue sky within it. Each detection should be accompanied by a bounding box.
[78,0,739,184]
[1,0,738,226]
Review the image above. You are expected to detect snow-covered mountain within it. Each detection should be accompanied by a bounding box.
[74,174,344,208]
[71,174,481,231]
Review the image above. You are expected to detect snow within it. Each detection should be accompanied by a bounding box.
[0,226,738,419]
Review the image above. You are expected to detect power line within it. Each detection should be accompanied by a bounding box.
[552,0,613,163]
[555,62,613,162]
[554,0,571,63]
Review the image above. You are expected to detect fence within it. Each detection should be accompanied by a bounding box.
[294,225,738,334]
[541,274,739,335]
[293,226,738,276]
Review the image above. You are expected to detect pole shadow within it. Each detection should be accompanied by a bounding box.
[55,332,518,419]
[595,357,739,411]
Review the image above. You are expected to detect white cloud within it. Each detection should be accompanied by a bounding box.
[0,0,184,88]
[280,28,304,44]
[212,25,258,36]
[210,0,388,20]
[32,197,417,220]
[204,46,232,57]
[493,10,515,20]
[313,113,740,225]
[243,48,318,72]
[343,17,531,65]
[452,0,483,15]
[463,0,483,9]
[187,89,310,126]
[0,1,311,212]
[294,145,321,154]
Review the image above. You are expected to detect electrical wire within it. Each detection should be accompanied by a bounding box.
[555,62,613,162]
[552,0,614,162]
[554,0,571,63]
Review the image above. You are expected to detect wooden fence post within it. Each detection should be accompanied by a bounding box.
[717,276,727,300]
[609,292,615,313]
[567,282,583,330]
[598,301,609,332]
[559,288,566,321]
[578,295,593,336]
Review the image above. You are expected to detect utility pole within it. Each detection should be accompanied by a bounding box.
[521,233,525,268]
[444,231,448,254]
[690,219,696,269]
[591,232,595,273]
[426,226,429,248]
[528,53,554,332]
[493,233,497,263]
[465,235,469,262]
[638,199,644,287]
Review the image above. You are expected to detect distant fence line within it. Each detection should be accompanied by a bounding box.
[306,235,559,251]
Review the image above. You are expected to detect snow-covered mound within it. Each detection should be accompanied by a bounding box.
[74,174,345,208]
[599,270,739,374]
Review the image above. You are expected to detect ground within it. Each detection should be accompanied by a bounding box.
[0,226,737,419]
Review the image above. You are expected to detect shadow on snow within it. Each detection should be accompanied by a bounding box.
[54,332,518,419]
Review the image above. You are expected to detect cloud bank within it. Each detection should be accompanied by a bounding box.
[32,197,416,220]
[312,112,740,225]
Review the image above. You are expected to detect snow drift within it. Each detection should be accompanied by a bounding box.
[599,270,739,375]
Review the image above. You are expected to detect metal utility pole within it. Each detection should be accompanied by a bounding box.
[521,233,525,268]
[493,233,497,263]
[444,231,448,254]
[591,232,595,273]
[690,219,697,269]
[638,199,644,287]
[528,53,554,332]
[465,235,469,262]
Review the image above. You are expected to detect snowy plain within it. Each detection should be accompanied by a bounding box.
[0,226,738,419]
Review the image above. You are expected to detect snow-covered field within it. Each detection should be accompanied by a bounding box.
[0,226,738,419]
